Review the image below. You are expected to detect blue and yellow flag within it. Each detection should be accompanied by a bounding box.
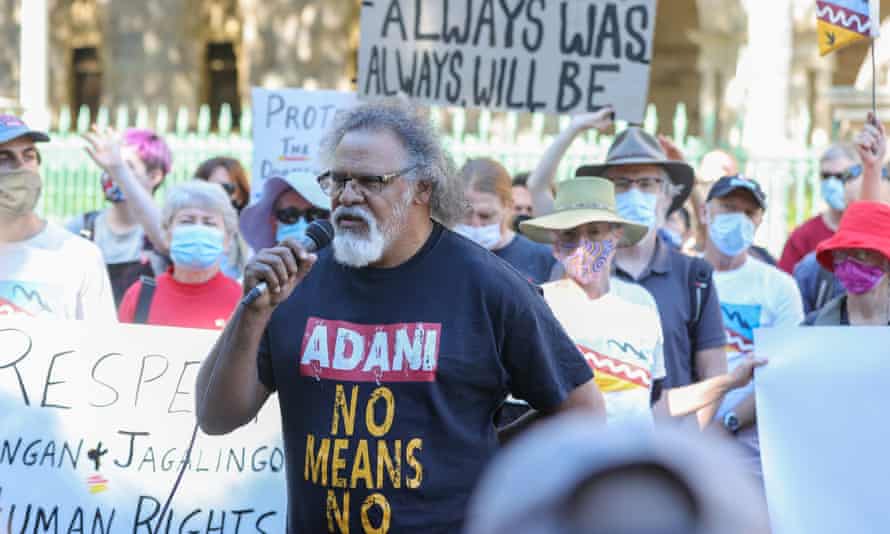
[818,0,880,56]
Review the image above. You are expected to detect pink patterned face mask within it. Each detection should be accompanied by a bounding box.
[834,258,887,295]
[555,238,615,285]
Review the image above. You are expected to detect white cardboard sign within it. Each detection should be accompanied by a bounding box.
[358,0,656,121]
[0,318,286,533]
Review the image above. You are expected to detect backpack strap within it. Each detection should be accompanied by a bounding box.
[813,264,836,312]
[134,276,157,324]
[689,258,712,326]
[79,210,100,241]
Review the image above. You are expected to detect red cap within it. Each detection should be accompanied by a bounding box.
[816,201,890,272]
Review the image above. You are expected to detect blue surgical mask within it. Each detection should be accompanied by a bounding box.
[708,212,755,257]
[615,189,658,228]
[821,177,847,211]
[170,225,225,270]
[276,217,309,243]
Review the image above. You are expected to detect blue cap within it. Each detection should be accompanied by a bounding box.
[707,174,767,210]
[0,115,50,145]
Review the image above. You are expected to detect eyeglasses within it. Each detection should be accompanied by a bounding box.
[317,166,416,197]
[822,165,890,183]
[606,176,664,194]
[274,206,328,225]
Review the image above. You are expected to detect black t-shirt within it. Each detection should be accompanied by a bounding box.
[493,234,557,284]
[257,222,592,533]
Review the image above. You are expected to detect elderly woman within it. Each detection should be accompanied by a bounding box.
[118,180,242,329]
[455,157,556,284]
[805,201,890,326]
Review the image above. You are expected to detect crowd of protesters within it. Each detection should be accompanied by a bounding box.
[2,96,889,533]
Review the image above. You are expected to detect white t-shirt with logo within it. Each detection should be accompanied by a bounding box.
[0,222,116,321]
[713,257,804,476]
[542,277,666,427]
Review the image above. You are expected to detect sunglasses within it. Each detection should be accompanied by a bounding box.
[219,183,237,195]
[822,165,890,183]
[274,206,328,225]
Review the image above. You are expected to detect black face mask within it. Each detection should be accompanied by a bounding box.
[512,214,533,233]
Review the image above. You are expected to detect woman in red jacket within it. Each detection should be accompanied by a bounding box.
[118,180,242,329]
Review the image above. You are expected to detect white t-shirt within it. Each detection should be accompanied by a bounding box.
[713,257,804,475]
[542,277,666,427]
[0,222,116,321]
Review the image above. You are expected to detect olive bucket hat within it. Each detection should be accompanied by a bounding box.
[519,177,648,246]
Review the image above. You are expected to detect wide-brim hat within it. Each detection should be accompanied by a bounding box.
[815,201,890,272]
[519,177,648,247]
[575,126,694,215]
[239,173,330,250]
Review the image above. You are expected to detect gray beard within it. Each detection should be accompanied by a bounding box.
[332,194,410,268]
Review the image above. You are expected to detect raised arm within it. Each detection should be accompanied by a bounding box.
[83,128,168,254]
[196,240,317,435]
[855,112,887,203]
[527,107,614,216]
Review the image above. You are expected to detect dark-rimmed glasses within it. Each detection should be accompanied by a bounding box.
[317,166,417,197]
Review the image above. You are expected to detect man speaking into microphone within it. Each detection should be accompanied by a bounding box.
[195,101,605,533]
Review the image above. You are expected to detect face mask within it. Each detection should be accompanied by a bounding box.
[0,168,41,217]
[170,224,225,270]
[276,217,309,243]
[101,173,125,203]
[708,212,755,257]
[555,238,615,286]
[821,177,846,211]
[615,189,658,228]
[454,223,502,250]
[834,258,886,295]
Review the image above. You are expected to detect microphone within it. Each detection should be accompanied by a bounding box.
[243,219,334,305]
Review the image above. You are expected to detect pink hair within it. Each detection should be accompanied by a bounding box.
[123,128,172,177]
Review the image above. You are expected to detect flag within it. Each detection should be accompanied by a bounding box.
[817,0,881,56]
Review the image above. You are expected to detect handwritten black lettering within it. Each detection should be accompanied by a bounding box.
[381,0,408,40]
[0,328,33,406]
[595,4,621,58]
[90,352,122,408]
[522,0,544,52]
[625,5,650,64]
[472,0,497,47]
[114,430,149,469]
[442,0,472,44]
[134,354,169,408]
[414,0,441,41]
[168,361,199,414]
[41,350,73,410]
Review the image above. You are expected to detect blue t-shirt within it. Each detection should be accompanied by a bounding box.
[494,234,557,284]
[257,223,592,533]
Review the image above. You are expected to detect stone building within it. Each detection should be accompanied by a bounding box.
[1,0,888,150]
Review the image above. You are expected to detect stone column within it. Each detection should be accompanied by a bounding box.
[19,0,50,129]
[740,0,793,156]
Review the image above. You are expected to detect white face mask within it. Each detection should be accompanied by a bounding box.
[454,223,502,250]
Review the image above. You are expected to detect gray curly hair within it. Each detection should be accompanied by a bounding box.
[319,100,466,226]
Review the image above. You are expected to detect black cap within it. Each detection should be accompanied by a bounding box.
[707,175,767,210]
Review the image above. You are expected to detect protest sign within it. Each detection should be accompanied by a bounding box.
[0,318,286,533]
[357,0,657,121]
[250,88,357,203]
[755,327,890,533]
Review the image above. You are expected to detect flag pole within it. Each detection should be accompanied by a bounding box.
[872,42,878,119]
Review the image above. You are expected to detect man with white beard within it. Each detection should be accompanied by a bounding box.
[195,101,606,534]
